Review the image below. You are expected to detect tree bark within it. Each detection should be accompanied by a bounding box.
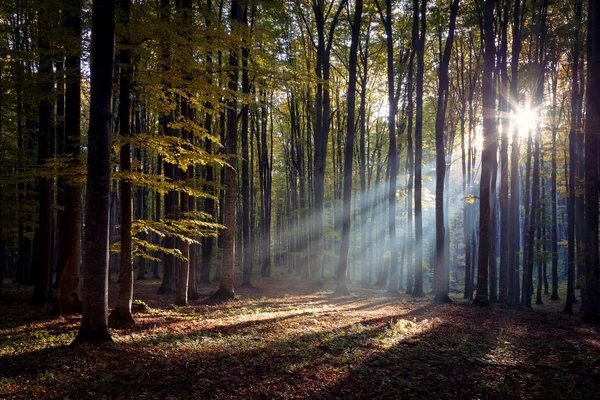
[30,0,54,305]
[213,0,243,301]
[412,0,426,297]
[474,0,496,306]
[110,0,135,324]
[58,0,83,315]
[508,0,522,306]
[73,0,115,344]
[582,0,600,323]
[336,0,362,296]
[434,0,458,303]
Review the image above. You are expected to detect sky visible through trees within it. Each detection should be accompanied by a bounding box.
[0,0,600,398]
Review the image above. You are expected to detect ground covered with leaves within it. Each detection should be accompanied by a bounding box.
[1,276,599,399]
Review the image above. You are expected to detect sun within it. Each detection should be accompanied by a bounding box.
[512,106,538,135]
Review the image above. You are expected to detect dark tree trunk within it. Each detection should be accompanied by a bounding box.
[175,0,194,306]
[200,0,214,285]
[564,2,581,315]
[73,0,115,344]
[336,0,362,296]
[374,0,399,294]
[30,0,54,305]
[405,50,415,294]
[509,0,522,306]
[58,0,83,315]
[433,0,458,303]
[158,0,177,295]
[359,27,370,285]
[412,0,426,297]
[241,5,253,288]
[213,0,243,301]
[498,0,510,303]
[550,67,560,301]
[582,0,600,323]
[109,0,134,324]
[474,0,495,306]
[310,0,346,285]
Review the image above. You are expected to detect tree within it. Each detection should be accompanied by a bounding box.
[433,0,459,303]
[29,0,54,305]
[412,0,426,298]
[374,0,399,295]
[508,0,523,306]
[564,0,582,315]
[582,0,600,324]
[73,0,116,344]
[213,0,243,301]
[335,0,362,296]
[474,0,495,306]
[310,0,346,284]
[58,0,83,315]
[110,0,135,324]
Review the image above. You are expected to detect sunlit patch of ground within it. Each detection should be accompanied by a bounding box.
[1,275,599,399]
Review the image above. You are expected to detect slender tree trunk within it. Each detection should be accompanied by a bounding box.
[58,0,83,315]
[474,0,495,306]
[213,0,243,301]
[336,0,362,296]
[201,0,215,284]
[110,0,135,324]
[30,0,54,305]
[158,0,176,294]
[434,0,458,303]
[310,0,346,285]
[550,67,560,301]
[241,5,253,287]
[498,0,509,303]
[359,28,370,285]
[509,0,522,306]
[413,0,426,297]
[405,50,415,294]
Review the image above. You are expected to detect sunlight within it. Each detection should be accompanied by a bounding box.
[512,106,538,135]
[376,101,390,119]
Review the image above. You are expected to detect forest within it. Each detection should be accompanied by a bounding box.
[0,0,599,398]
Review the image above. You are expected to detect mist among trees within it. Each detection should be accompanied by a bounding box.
[0,0,599,398]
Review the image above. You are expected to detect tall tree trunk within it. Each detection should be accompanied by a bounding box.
[110,0,135,324]
[58,0,83,315]
[434,0,458,303]
[336,0,362,296]
[582,0,600,323]
[509,0,522,306]
[310,0,346,285]
[158,0,176,294]
[405,50,415,294]
[412,0,426,297]
[213,0,243,301]
[359,27,370,285]
[200,0,215,285]
[474,0,495,305]
[375,0,399,294]
[241,5,253,287]
[498,0,510,303]
[175,0,194,306]
[30,0,54,305]
[550,66,560,301]
[73,0,115,344]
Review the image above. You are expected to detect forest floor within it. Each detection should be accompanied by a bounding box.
[1,275,599,400]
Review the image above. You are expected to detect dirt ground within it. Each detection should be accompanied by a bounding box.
[1,275,599,399]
